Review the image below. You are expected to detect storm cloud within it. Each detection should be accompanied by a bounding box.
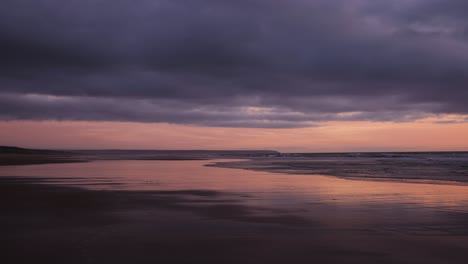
[1,0,467,127]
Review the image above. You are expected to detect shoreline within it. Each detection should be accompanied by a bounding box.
[208,157,468,185]
[2,147,467,185]
[3,153,468,186]
[0,153,213,166]
[2,161,468,263]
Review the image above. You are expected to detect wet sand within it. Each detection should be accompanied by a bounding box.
[0,178,340,264]
[2,160,468,263]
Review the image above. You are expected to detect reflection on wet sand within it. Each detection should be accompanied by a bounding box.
[1,160,468,263]
[2,159,468,211]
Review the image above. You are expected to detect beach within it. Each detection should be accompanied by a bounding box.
[1,156,468,263]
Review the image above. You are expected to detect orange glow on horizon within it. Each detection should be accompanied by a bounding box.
[0,120,467,152]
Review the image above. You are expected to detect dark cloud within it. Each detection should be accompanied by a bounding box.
[0,93,318,128]
[1,0,467,127]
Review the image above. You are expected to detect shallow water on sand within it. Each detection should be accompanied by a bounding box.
[2,159,468,263]
[2,159,468,225]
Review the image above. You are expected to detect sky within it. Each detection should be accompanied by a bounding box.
[1,0,468,151]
